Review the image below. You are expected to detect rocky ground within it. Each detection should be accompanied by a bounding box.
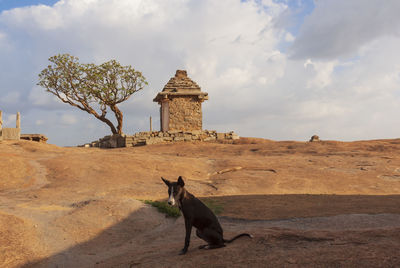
[0,138,400,267]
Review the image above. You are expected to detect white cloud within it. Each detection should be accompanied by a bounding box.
[0,0,292,145]
[304,59,338,89]
[61,113,77,125]
[2,4,63,30]
[284,32,295,42]
[290,0,400,60]
[1,91,21,105]
[3,113,17,127]
[28,86,64,108]
[0,0,400,145]
[296,100,348,120]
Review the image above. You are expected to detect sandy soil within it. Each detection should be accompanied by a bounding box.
[0,138,400,267]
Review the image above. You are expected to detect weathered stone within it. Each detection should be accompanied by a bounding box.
[192,135,201,140]
[309,135,320,142]
[20,134,48,143]
[91,129,238,148]
[145,139,154,145]
[191,130,202,135]
[154,70,208,132]
[231,133,240,140]
[117,136,125,147]
[205,130,217,134]
[204,136,216,142]
[216,133,226,140]
[2,128,20,140]
[184,134,192,140]
[16,112,20,129]
[109,140,117,148]
[0,111,21,141]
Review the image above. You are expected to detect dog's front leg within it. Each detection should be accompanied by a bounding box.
[179,219,192,255]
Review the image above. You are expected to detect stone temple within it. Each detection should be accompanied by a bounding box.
[153,70,208,132]
[85,70,239,148]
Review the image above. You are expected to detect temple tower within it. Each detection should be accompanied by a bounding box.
[153,70,208,132]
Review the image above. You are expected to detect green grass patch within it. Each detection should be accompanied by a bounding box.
[143,200,181,218]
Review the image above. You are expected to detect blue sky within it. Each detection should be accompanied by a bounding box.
[1,0,400,146]
[0,0,58,11]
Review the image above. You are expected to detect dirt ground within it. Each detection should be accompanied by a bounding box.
[1,138,400,267]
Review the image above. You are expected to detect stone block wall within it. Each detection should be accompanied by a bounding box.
[169,97,202,131]
[20,134,48,143]
[1,128,21,140]
[86,134,126,148]
[84,130,239,148]
[0,111,21,141]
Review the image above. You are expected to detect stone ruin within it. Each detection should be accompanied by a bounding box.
[90,130,239,148]
[153,70,208,132]
[0,111,21,141]
[309,135,320,142]
[20,134,48,143]
[86,70,239,148]
[0,110,48,143]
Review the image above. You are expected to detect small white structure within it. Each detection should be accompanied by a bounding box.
[0,111,21,141]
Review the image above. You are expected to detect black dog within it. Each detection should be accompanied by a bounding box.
[162,176,252,255]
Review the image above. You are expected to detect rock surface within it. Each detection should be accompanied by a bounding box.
[1,138,400,267]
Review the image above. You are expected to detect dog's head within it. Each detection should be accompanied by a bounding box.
[161,176,185,206]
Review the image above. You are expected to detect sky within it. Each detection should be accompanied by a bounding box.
[0,0,400,146]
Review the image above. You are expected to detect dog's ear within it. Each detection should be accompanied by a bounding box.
[177,176,185,187]
[161,177,170,186]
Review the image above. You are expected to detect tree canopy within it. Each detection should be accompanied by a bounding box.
[38,54,147,134]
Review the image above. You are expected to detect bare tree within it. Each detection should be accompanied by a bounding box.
[38,54,147,134]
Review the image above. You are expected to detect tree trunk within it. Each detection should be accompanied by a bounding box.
[99,116,118,134]
[81,106,118,134]
[110,105,123,134]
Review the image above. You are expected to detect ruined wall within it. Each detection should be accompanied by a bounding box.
[0,111,20,141]
[1,128,20,140]
[85,130,239,148]
[168,97,202,131]
[20,134,48,143]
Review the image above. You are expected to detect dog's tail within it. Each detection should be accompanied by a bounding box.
[224,233,253,243]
